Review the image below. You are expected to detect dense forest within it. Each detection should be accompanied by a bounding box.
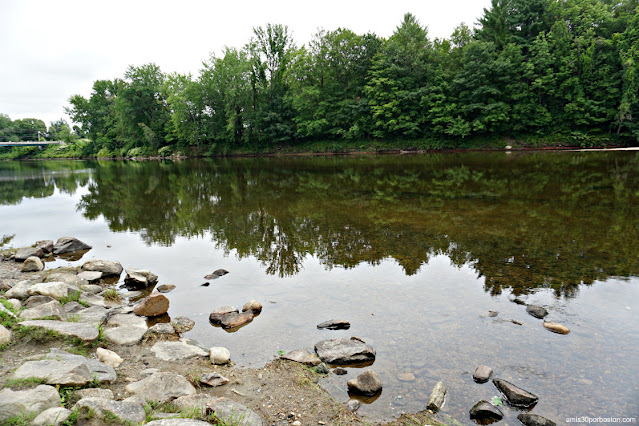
[3,0,639,156]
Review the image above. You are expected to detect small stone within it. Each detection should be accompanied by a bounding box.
[470,400,503,421]
[200,373,230,387]
[346,370,382,396]
[426,381,446,412]
[346,399,361,412]
[333,368,347,375]
[212,269,229,276]
[96,347,123,368]
[526,305,548,319]
[172,316,195,333]
[157,284,176,293]
[144,323,180,342]
[22,256,44,272]
[220,311,254,329]
[397,372,415,382]
[209,347,231,365]
[281,349,321,366]
[0,324,11,344]
[488,310,498,317]
[518,413,557,426]
[543,321,570,334]
[208,306,238,325]
[242,299,263,314]
[473,365,493,383]
[315,363,329,374]
[292,421,301,426]
[493,378,539,408]
[316,319,350,330]
[32,407,71,426]
[6,298,21,310]
[133,292,170,317]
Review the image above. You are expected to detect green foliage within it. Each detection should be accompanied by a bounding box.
[3,377,48,389]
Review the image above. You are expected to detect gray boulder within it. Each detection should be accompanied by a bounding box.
[314,338,376,365]
[0,385,61,423]
[75,306,109,325]
[104,325,148,345]
[74,397,146,423]
[27,282,68,300]
[4,280,32,299]
[32,407,71,426]
[0,324,11,344]
[24,295,55,309]
[346,370,382,396]
[124,372,196,403]
[81,259,123,277]
[44,349,116,382]
[53,237,92,255]
[493,378,539,408]
[18,320,99,342]
[107,313,148,328]
[35,240,54,254]
[22,256,44,272]
[151,341,208,361]
[15,247,44,261]
[19,300,65,320]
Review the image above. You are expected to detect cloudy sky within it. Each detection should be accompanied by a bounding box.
[0,0,491,127]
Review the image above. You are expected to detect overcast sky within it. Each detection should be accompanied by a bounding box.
[0,0,491,127]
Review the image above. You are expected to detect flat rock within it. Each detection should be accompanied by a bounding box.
[543,321,570,334]
[107,313,148,328]
[19,300,65,320]
[124,267,159,289]
[79,292,110,307]
[74,397,146,423]
[0,324,11,344]
[81,259,123,277]
[22,256,44,272]
[151,341,208,361]
[473,365,493,383]
[35,240,54,254]
[469,400,503,421]
[0,385,61,423]
[526,305,548,319]
[242,299,263,314]
[209,306,239,325]
[44,272,87,286]
[75,305,109,325]
[493,378,539,408]
[145,420,212,426]
[105,325,148,345]
[347,370,382,396]
[220,311,254,329]
[397,373,416,382]
[281,348,321,366]
[18,320,99,341]
[518,413,557,426]
[200,373,229,387]
[172,316,195,333]
[28,282,68,300]
[125,372,196,403]
[75,388,115,399]
[206,397,263,426]
[32,407,71,426]
[96,347,123,368]
[314,338,376,365]
[157,284,176,293]
[317,319,351,330]
[81,284,103,293]
[427,381,447,412]
[44,348,116,382]
[77,271,102,283]
[63,301,85,314]
[15,247,44,261]
[53,237,92,255]
[209,347,231,365]
[12,359,92,386]
[133,291,170,317]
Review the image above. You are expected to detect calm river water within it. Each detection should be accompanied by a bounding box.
[1,152,638,424]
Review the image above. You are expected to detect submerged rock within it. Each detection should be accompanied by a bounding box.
[426,381,446,412]
[493,378,538,408]
[314,338,376,365]
[473,365,493,383]
[526,305,548,319]
[518,413,557,426]
[543,321,570,334]
[53,237,92,255]
[469,400,503,421]
[317,319,351,330]
[346,370,382,396]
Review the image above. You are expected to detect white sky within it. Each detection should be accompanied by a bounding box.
[0,0,491,127]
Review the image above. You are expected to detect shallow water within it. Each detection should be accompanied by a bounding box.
[1,152,638,424]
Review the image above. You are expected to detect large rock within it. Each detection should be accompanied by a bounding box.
[79,292,108,307]
[151,341,208,361]
[220,311,254,329]
[518,413,557,426]
[107,313,148,328]
[12,359,92,386]
[44,272,87,286]
[281,348,321,366]
[96,347,123,368]
[133,292,169,317]
[15,247,44,261]
[124,267,158,289]
[18,320,99,342]
[19,300,65,320]
[469,400,503,421]
[53,237,92,255]
[314,338,376,365]
[209,347,231,365]
[27,282,68,300]
[206,397,264,426]
[172,316,195,333]
[22,256,44,272]
[526,305,548,319]
[4,280,32,299]
[473,365,493,383]
[0,324,11,344]
[317,319,350,330]
[24,295,55,309]
[0,385,61,422]
[43,348,115,382]
[208,306,239,325]
[32,407,71,426]
[346,370,382,396]
[124,372,196,403]
[74,397,146,423]
[427,381,447,412]
[543,321,570,334]
[493,378,539,408]
[81,260,123,277]
[104,325,148,345]
[35,240,54,254]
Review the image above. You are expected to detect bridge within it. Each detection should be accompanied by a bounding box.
[0,141,62,147]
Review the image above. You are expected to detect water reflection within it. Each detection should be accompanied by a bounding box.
[2,152,639,299]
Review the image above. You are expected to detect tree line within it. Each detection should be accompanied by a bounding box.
[10,0,639,155]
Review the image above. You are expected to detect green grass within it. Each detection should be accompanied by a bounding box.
[3,376,48,389]
[1,412,36,425]
[102,288,121,302]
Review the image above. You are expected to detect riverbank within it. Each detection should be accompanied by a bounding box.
[0,241,454,426]
[0,133,632,161]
